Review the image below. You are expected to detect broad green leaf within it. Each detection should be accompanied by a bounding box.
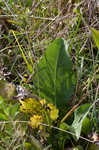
[0,113,8,121]
[88,143,99,150]
[10,104,19,120]
[33,38,75,107]
[0,146,6,150]
[24,136,43,150]
[24,142,32,150]
[60,122,71,131]
[90,27,99,49]
[72,104,91,140]
[25,0,32,7]
[81,117,91,135]
[0,96,9,115]
[58,122,73,150]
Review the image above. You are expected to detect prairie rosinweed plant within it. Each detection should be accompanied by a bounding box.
[20,98,59,130]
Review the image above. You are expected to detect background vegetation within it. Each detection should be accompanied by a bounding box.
[0,0,99,150]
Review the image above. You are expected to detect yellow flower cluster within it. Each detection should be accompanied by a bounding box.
[47,103,59,121]
[29,115,43,130]
[20,98,59,129]
[20,98,42,114]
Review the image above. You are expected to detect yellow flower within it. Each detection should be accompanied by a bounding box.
[50,108,59,121]
[40,99,46,106]
[47,103,54,110]
[20,98,42,114]
[23,74,28,83]
[29,115,43,129]
[47,103,59,121]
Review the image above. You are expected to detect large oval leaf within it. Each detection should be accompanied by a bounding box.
[33,38,75,107]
